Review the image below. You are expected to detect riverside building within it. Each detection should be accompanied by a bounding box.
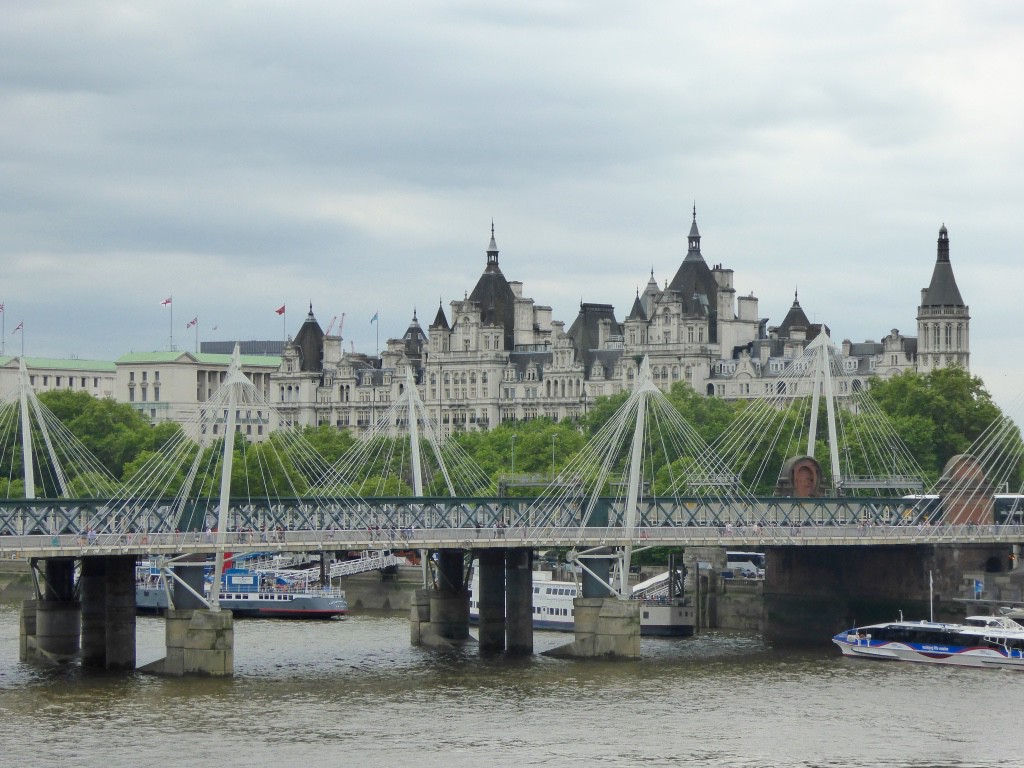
[2,220,968,439]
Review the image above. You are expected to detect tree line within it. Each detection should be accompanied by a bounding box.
[0,366,1018,499]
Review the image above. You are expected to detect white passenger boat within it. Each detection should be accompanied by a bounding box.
[137,567,349,619]
[469,570,695,636]
[832,614,1024,669]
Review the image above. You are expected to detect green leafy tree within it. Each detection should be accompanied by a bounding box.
[867,366,1011,478]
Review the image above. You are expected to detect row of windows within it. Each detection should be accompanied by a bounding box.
[922,322,965,352]
[29,375,103,389]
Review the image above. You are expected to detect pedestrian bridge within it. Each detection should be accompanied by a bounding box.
[1,495,1021,559]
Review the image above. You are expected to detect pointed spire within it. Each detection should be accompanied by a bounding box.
[937,223,950,263]
[922,224,964,306]
[432,299,450,330]
[486,220,499,269]
[687,204,702,258]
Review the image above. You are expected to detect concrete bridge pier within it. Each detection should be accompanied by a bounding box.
[80,556,136,670]
[763,543,1013,642]
[410,548,470,648]
[477,548,506,652]
[26,558,80,664]
[505,548,533,655]
[547,548,640,659]
[136,559,233,677]
[79,556,106,666]
[430,549,470,642]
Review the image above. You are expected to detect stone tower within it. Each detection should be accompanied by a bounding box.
[917,224,969,372]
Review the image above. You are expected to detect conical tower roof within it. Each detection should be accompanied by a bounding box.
[777,291,811,336]
[293,302,325,372]
[467,223,517,350]
[430,299,450,331]
[921,224,965,307]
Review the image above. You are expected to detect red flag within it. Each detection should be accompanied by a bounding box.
[12,321,23,333]
[275,304,286,315]
[0,303,4,313]
[186,317,198,329]
[160,297,172,306]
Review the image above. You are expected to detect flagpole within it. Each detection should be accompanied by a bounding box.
[376,311,380,356]
[1,304,4,356]
[169,295,174,351]
[195,320,199,354]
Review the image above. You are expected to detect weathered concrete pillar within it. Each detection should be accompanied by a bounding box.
[35,559,80,664]
[158,608,234,677]
[546,597,641,659]
[19,599,37,662]
[477,548,506,652]
[429,549,469,642]
[80,556,107,667]
[409,588,432,645]
[104,555,136,670]
[505,548,533,654]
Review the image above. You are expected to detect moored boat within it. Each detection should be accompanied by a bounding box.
[832,614,1024,669]
[469,570,695,636]
[137,567,349,619]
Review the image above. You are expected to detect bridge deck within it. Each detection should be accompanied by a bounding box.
[2,523,1022,559]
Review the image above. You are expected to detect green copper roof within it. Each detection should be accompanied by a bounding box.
[115,351,281,368]
[0,356,116,371]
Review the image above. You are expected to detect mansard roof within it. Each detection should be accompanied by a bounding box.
[292,303,325,372]
[921,224,965,308]
[566,302,622,377]
[467,225,517,350]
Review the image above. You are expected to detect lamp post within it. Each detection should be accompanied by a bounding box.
[510,434,517,480]
[551,434,558,479]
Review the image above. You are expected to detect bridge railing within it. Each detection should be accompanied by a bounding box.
[2,521,1023,559]
[0,494,947,538]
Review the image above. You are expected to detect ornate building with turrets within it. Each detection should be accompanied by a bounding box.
[266,219,970,435]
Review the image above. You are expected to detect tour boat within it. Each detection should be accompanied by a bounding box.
[137,567,349,619]
[469,570,695,636]
[832,614,1024,669]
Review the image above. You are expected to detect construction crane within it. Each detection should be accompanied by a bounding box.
[337,312,346,338]
[325,315,338,335]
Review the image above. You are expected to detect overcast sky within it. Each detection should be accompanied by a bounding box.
[3,2,1023,410]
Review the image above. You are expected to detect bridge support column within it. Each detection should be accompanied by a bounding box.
[18,599,37,662]
[477,548,506,652]
[104,555,136,670]
[546,547,640,659]
[505,548,533,655]
[409,588,432,645]
[34,558,80,664]
[80,555,137,670]
[145,608,234,677]
[80,556,107,667]
[429,549,469,642]
[546,597,641,659]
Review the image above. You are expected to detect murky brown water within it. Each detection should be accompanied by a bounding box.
[0,604,1019,767]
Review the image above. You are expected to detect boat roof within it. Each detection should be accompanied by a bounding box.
[845,616,1024,637]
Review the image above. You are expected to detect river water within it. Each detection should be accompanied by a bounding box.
[0,604,1020,768]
